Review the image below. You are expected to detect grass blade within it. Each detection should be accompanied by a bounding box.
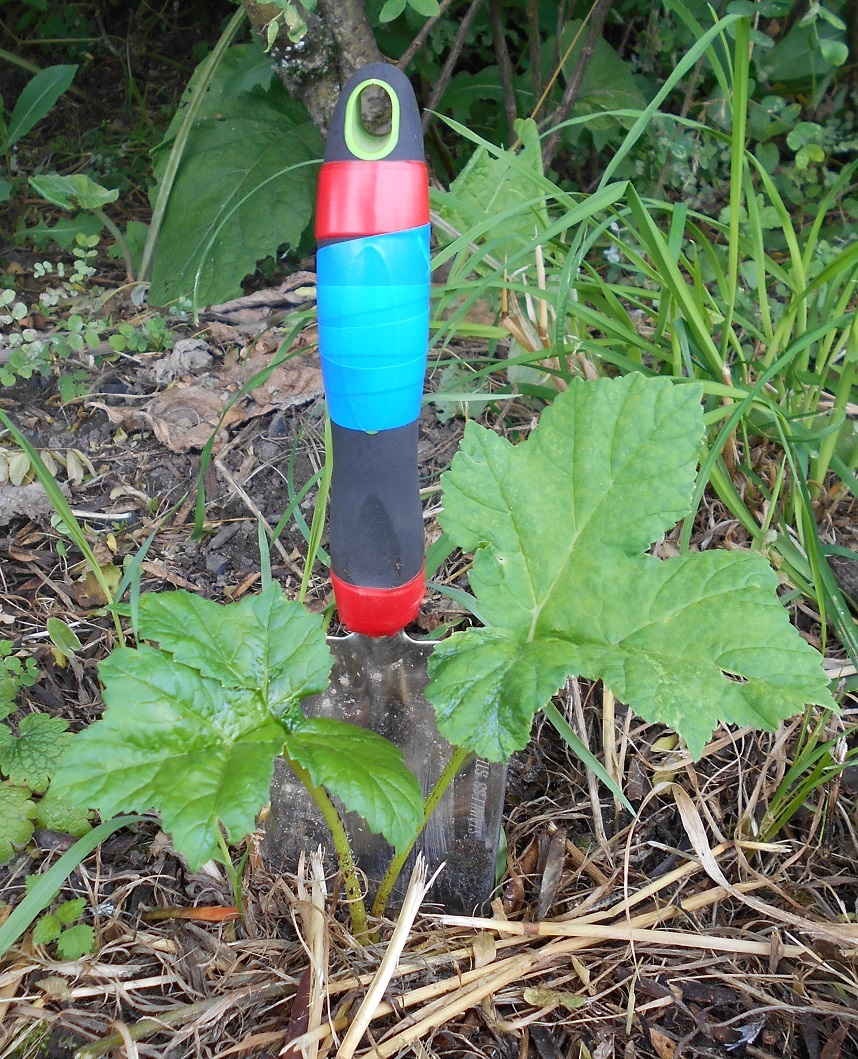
[543,700,634,815]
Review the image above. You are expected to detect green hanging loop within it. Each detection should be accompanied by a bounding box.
[343,78,400,161]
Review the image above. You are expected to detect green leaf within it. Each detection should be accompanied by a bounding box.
[47,617,83,660]
[54,897,86,925]
[149,43,323,308]
[50,646,289,871]
[0,783,37,862]
[136,585,333,718]
[34,788,92,838]
[21,212,104,251]
[819,38,849,67]
[32,912,62,946]
[5,65,77,150]
[28,174,118,212]
[379,0,407,20]
[283,718,423,853]
[437,117,548,267]
[0,714,70,793]
[56,923,95,960]
[427,375,834,761]
[407,0,440,15]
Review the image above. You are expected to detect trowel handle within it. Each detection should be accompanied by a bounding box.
[316,64,429,637]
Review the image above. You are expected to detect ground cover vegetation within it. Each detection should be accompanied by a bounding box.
[0,0,857,1055]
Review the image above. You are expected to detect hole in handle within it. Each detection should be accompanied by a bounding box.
[343,78,401,161]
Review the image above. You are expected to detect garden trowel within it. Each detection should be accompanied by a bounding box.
[263,66,504,914]
[264,64,506,913]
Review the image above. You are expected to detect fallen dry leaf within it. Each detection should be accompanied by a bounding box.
[90,349,323,453]
[649,1027,677,1059]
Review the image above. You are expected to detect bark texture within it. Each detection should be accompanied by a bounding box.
[243,0,385,135]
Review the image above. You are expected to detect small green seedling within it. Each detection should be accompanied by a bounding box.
[28,174,135,279]
[0,640,38,712]
[30,894,95,961]
[108,315,173,355]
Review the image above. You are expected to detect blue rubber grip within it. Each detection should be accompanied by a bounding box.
[317,225,430,433]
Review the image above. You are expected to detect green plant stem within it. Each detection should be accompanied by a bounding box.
[370,745,469,921]
[284,754,368,940]
[94,209,134,280]
[215,829,244,918]
[137,5,246,284]
[0,47,42,74]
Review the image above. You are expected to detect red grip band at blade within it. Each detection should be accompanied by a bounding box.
[330,566,425,637]
[316,160,430,241]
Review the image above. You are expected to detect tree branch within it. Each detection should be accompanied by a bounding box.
[422,0,485,133]
[540,0,614,170]
[488,0,519,146]
[397,0,460,71]
[243,0,383,134]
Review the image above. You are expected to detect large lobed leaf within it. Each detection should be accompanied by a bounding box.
[52,585,333,870]
[427,374,835,761]
[51,645,290,871]
[148,43,323,308]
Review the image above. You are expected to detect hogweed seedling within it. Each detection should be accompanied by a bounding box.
[50,586,425,938]
[425,374,834,763]
[47,374,836,938]
[30,894,95,961]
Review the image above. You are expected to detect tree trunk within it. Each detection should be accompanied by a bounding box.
[243,0,385,134]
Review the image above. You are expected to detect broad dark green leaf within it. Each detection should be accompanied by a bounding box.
[149,43,323,307]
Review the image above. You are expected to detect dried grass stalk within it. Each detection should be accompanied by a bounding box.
[336,855,439,1059]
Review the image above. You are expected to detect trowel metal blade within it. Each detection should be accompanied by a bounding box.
[264,633,507,914]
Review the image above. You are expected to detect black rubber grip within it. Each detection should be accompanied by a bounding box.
[324,63,425,163]
[328,421,424,588]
